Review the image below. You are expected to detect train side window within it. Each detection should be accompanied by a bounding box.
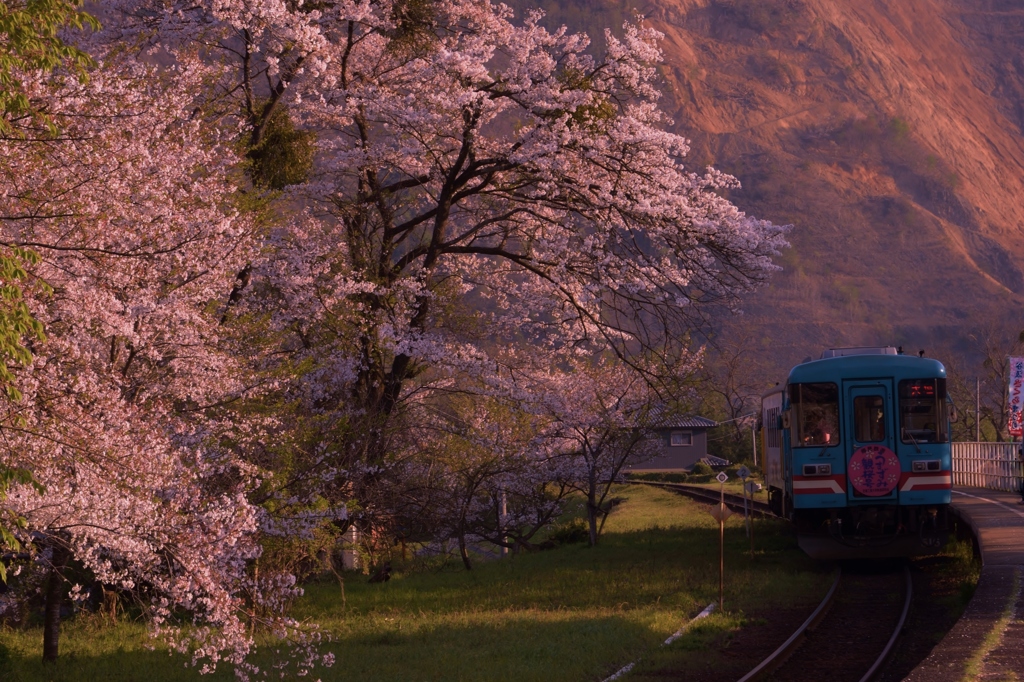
[789,382,840,447]
[761,406,781,449]
[770,407,780,448]
[898,378,948,444]
[853,395,886,442]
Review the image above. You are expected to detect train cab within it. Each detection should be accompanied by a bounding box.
[761,347,953,559]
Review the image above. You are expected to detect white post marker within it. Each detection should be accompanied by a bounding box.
[712,471,730,610]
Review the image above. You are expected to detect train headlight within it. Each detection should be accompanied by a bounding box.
[802,463,832,476]
[911,459,941,472]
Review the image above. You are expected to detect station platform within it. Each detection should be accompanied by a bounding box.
[904,486,1024,681]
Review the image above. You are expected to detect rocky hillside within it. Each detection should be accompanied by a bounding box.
[540,0,1024,373]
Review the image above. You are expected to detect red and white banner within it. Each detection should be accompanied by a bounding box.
[1009,356,1024,438]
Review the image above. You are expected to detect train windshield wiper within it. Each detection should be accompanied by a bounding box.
[903,428,923,453]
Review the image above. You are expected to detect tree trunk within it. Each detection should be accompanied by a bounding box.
[458,531,473,571]
[42,543,68,663]
[587,464,599,547]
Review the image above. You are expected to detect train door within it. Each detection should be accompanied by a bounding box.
[845,382,898,502]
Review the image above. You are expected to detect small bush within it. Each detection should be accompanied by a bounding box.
[890,116,911,140]
[627,472,689,483]
[544,518,589,547]
[691,462,714,476]
[725,464,760,478]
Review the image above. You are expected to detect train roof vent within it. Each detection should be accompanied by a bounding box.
[820,347,898,359]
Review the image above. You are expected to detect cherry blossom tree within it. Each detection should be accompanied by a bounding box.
[0,0,97,136]
[0,3,787,668]
[0,40,333,677]
[391,391,575,569]
[0,0,99,565]
[90,1,787,571]
[109,0,785,404]
[527,354,689,546]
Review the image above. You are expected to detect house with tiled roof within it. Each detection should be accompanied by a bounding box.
[628,409,719,472]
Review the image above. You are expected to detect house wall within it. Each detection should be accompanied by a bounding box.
[629,428,709,471]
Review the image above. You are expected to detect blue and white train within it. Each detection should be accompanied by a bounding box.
[761,347,953,559]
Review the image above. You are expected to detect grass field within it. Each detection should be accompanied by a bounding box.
[0,485,837,681]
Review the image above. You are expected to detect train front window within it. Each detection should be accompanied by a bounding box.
[790,382,840,447]
[898,378,948,444]
[853,395,886,442]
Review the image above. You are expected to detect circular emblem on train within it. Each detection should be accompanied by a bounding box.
[849,445,900,496]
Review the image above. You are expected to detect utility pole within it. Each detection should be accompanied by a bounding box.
[976,377,981,442]
[974,376,983,440]
[751,425,757,467]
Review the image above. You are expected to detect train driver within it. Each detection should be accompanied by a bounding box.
[803,408,833,445]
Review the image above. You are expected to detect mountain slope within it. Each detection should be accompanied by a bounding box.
[540,0,1024,370]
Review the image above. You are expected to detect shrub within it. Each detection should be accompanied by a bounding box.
[543,518,589,548]
[691,461,714,476]
[625,472,690,483]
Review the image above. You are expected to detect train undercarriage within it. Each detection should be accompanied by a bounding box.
[771,488,950,559]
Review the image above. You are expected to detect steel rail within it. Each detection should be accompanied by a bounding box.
[735,568,842,682]
[859,565,913,682]
[634,481,774,516]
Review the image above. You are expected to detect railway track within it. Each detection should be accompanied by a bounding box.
[623,480,973,681]
[739,564,912,682]
[635,481,774,517]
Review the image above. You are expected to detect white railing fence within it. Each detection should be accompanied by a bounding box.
[952,442,1023,492]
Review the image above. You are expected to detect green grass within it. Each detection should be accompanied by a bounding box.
[1,484,830,681]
